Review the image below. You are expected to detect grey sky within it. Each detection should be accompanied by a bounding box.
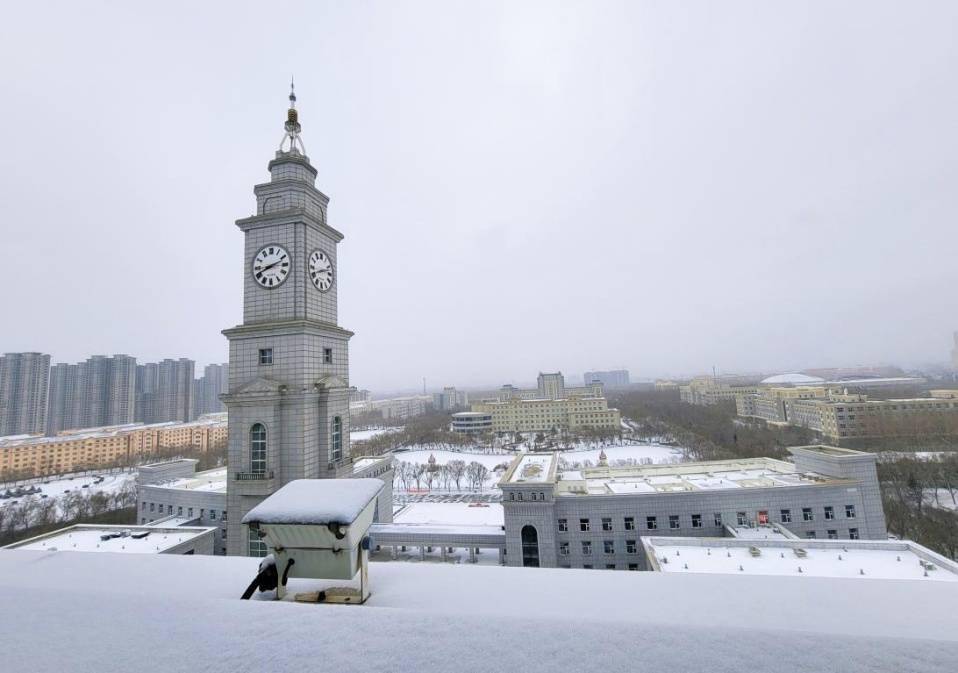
[1,1,956,391]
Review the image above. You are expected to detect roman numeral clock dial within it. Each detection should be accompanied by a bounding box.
[252,245,291,288]
[309,250,334,292]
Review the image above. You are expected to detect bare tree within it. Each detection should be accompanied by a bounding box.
[447,460,466,490]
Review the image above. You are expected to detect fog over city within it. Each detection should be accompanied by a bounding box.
[1,1,956,391]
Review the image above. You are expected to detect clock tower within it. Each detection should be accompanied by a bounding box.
[222,85,357,556]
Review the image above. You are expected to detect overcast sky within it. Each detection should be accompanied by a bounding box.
[1,1,956,392]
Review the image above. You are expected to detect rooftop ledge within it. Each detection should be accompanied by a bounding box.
[0,550,956,672]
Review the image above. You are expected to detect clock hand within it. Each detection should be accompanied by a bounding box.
[259,260,281,272]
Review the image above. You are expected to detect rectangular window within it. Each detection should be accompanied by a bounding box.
[605,564,616,570]
[691,514,702,528]
[248,528,267,557]
[802,508,814,522]
[187,508,193,518]
[141,501,146,511]
[581,541,592,556]
[628,563,639,571]
[331,416,343,462]
[559,542,570,555]
[210,510,216,521]
[323,348,333,364]
[626,540,637,554]
[603,540,614,555]
[646,516,657,530]
[580,518,590,532]
[824,506,835,520]
[780,509,792,523]
[150,503,155,512]
[848,528,859,539]
[222,510,228,521]
[669,515,680,530]
[557,518,568,532]
[583,564,593,569]
[806,531,817,539]
[258,348,273,365]
[714,513,722,527]
[736,512,748,526]
[827,530,838,539]
[168,505,173,514]
[624,516,635,531]
[602,517,613,531]
[845,505,856,519]
[177,506,183,516]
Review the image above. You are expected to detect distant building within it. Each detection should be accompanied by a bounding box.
[46,355,137,435]
[352,395,431,421]
[654,380,680,391]
[0,413,227,478]
[433,386,469,411]
[951,332,958,370]
[583,369,630,388]
[450,411,493,434]
[0,352,51,436]
[680,376,759,406]
[193,363,228,417]
[738,387,958,442]
[499,446,887,570]
[348,387,372,404]
[135,358,195,424]
[471,372,620,434]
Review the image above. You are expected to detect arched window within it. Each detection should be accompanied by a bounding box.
[331,416,343,462]
[250,423,267,474]
[521,525,540,567]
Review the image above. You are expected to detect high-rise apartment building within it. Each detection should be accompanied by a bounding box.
[433,386,468,411]
[46,355,137,435]
[583,369,631,388]
[0,352,51,436]
[193,363,228,417]
[135,359,195,424]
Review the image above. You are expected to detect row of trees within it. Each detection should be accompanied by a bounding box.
[392,459,496,492]
[0,479,138,544]
[879,455,958,558]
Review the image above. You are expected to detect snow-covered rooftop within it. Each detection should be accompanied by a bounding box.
[504,453,555,484]
[5,524,213,554]
[242,478,384,525]
[557,457,847,495]
[0,549,956,672]
[761,373,826,385]
[394,502,504,527]
[643,537,958,581]
[153,467,228,493]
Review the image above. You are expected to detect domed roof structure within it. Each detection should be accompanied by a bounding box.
[760,373,826,385]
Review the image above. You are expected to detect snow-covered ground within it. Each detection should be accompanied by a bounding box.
[351,427,403,442]
[925,488,958,511]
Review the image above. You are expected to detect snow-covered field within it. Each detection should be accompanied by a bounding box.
[351,427,403,442]
[925,488,958,511]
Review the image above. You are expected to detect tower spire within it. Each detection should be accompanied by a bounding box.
[279,77,306,155]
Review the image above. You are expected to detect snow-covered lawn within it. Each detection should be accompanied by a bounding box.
[925,488,958,511]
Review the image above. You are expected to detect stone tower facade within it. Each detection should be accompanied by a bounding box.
[223,87,356,556]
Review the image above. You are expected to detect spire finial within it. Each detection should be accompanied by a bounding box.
[279,77,306,155]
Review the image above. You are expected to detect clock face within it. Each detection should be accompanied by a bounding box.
[252,245,291,288]
[309,249,334,292]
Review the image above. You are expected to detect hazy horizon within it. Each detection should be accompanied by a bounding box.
[2,1,957,390]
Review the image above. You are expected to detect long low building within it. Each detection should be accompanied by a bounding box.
[3,523,216,555]
[0,413,228,479]
[498,445,887,570]
[738,388,958,441]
